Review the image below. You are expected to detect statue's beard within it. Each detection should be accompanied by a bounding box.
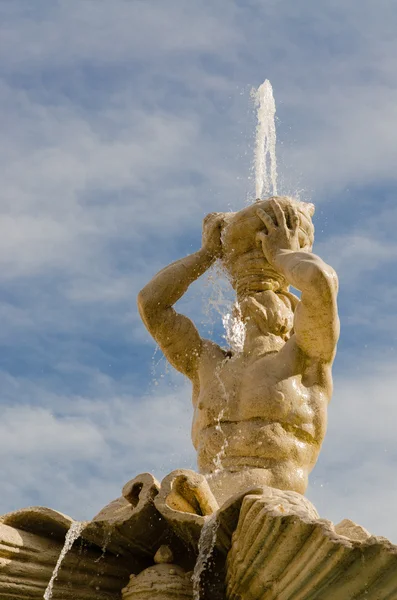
[241,291,295,340]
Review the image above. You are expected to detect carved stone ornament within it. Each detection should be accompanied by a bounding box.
[122,564,193,600]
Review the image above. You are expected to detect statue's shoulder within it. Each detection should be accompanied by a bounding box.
[278,334,333,383]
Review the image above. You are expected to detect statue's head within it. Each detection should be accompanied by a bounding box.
[220,196,315,300]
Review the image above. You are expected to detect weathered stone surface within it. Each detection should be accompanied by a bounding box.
[334,518,371,542]
[215,486,319,556]
[0,520,130,599]
[154,544,174,564]
[84,472,168,560]
[154,469,218,552]
[1,506,73,541]
[2,476,397,600]
[194,486,319,600]
[225,492,397,600]
[220,197,315,297]
[122,564,193,600]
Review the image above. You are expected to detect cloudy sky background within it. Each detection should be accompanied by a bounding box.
[2,0,397,541]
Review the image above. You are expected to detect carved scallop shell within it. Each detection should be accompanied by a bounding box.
[226,493,397,600]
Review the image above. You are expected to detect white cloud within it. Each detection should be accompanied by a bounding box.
[315,234,397,287]
[0,78,207,277]
[0,405,104,460]
[0,371,195,519]
[0,0,240,70]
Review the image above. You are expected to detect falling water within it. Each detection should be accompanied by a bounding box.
[94,527,113,563]
[253,79,278,199]
[212,355,235,472]
[43,521,86,600]
[192,513,220,600]
[205,263,246,354]
[213,407,228,472]
[222,302,246,353]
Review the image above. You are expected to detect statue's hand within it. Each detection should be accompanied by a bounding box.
[256,199,300,265]
[202,212,224,259]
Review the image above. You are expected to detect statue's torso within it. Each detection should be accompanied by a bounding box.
[191,340,331,496]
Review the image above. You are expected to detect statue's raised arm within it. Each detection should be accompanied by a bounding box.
[256,198,339,365]
[137,213,224,381]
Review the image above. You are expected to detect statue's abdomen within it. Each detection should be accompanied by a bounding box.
[192,368,325,476]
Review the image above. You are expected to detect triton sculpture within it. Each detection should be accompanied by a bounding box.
[138,196,339,506]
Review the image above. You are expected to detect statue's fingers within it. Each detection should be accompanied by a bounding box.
[256,208,274,231]
[287,205,299,231]
[270,199,287,229]
[256,230,267,246]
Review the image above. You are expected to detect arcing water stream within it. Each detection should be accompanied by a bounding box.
[43,521,86,600]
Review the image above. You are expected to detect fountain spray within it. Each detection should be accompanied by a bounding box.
[253,79,278,199]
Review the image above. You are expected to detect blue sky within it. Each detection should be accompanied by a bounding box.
[2,0,397,541]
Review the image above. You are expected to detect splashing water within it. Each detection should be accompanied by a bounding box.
[43,521,86,600]
[192,513,220,600]
[253,80,278,199]
[212,357,232,472]
[94,527,113,563]
[222,302,246,353]
[204,263,246,354]
[213,407,229,472]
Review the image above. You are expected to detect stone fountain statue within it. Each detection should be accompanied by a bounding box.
[1,197,397,600]
[138,196,339,506]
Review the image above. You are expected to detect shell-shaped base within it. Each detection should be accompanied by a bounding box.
[226,493,397,600]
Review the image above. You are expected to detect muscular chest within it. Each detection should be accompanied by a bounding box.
[195,353,314,426]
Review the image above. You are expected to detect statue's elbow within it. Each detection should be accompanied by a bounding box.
[137,288,163,331]
[323,265,339,295]
[309,262,339,296]
[137,288,152,319]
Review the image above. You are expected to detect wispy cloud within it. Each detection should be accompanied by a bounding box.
[0,370,195,518]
